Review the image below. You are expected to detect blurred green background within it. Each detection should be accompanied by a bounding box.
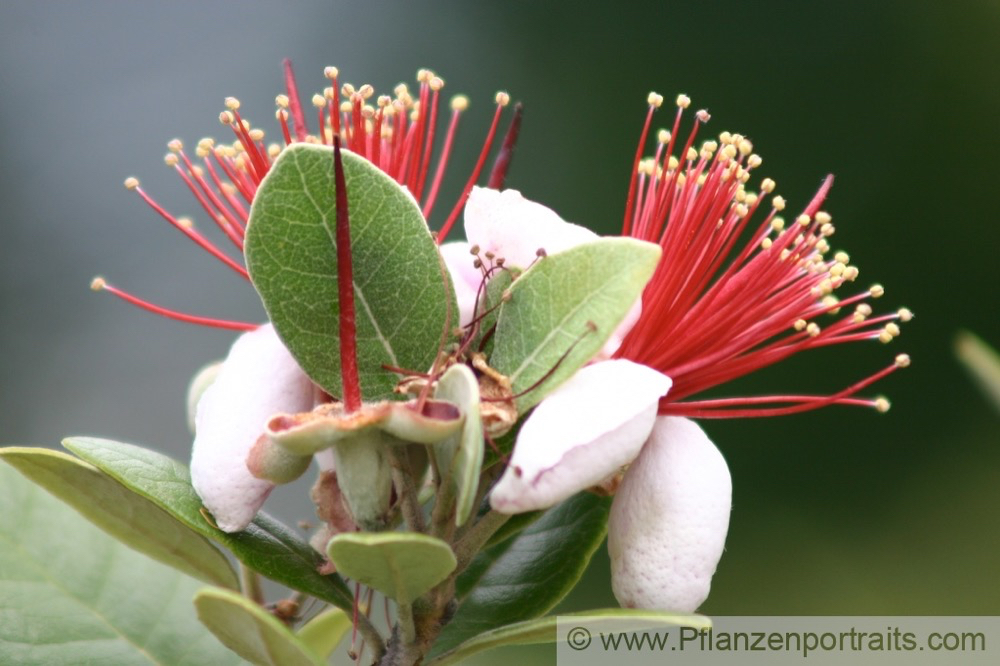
[1,1,997,663]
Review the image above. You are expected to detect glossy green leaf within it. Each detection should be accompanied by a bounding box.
[296,607,351,661]
[194,588,323,666]
[327,532,456,604]
[245,143,453,401]
[431,492,611,657]
[0,461,243,665]
[490,238,660,411]
[426,609,710,666]
[62,437,354,613]
[432,363,484,526]
[0,447,237,590]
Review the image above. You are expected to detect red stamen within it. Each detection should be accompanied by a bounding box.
[420,102,463,219]
[333,137,363,412]
[623,99,659,236]
[282,58,308,142]
[487,102,523,190]
[129,183,249,279]
[436,95,508,243]
[91,278,256,330]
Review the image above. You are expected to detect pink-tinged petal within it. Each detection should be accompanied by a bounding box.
[439,241,481,328]
[464,187,598,270]
[490,360,671,513]
[609,416,732,612]
[597,296,643,361]
[191,323,315,532]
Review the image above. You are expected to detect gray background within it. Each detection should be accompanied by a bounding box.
[1,1,998,663]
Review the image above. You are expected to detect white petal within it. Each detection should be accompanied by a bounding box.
[489,360,671,513]
[608,416,732,612]
[439,241,481,328]
[464,187,598,270]
[191,324,315,532]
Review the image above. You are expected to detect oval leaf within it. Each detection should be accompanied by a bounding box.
[194,587,323,666]
[296,607,351,660]
[431,492,611,657]
[426,608,710,666]
[0,447,237,590]
[61,436,354,613]
[0,462,243,665]
[245,143,454,401]
[327,532,456,605]
[490,238,661,411]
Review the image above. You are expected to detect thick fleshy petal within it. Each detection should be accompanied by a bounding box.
[608,416,732,612]
[464,187,598,270]
[191,324,315,532]
[439,241,481,328]
[489,360,671,513]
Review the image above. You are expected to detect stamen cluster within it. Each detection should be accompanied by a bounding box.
[616,94,911,417]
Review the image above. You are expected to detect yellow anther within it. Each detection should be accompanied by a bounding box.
[747,154,762,169]
[744,193,759,207]
[340,101,353,113]
[361,106,375,119]
[90,276,106,291]
[685,147,698,162]
[417,68,433,83]
[760,237,773,250]
[815,211,832,225]
[879,331,894,344]
[667,155,679,170]
[647,92,664,107]
[885,323,901,337]
[450,95,469,111]
[342,83,356,97]
[820,223,835,237]
[720,144,738,161]
[843,265,859,281]
[359,84,375,99]
[797,214,811,227]
[895,353,911,368]
[164,154,179,167]
[224,97,240,110]
[806,322,821,337]
[771,217,785,231]
[676,94,691,108]
[772,195,786,211]
[737,139,753,156]
[780,249,791,261]
[275,108,288,122]
[897,307,914,322]
[870,284,885,298]
[794,319,808,331]
[735,203,749,218]
[856,303,873,316]
[816,239,830,254]
[275,94,289,108]
[219,111,234,125]
[822,295,841,314]
[696,109,711,123]
[495,91,510,106]
[324,66,339,80]
[430,76,444,91]
[830,262,845,277]
[719,131,733,144]
[834,251,850,264]
[761,177,776,193]
[177,216,194,230]
[874,397,891,413]
[267,144,281,158]
[124,177,140,190]
[311,94,325,108]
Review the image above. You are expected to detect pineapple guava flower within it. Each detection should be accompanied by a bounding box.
[458,92,910,611]
[93,62,520,532]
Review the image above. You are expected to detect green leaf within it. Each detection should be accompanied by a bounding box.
[61,437,354,613]
[0,447,237,590]
[474,267,515,355]
[245,143,453,401]
[432,363,484,526]
[194,588,323,666]
[426,609,710,666]
[431,492,611,657]
[327,532,456,605]
[0,461,244,666]
[296,607,351,660]
[490,238,660,411]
